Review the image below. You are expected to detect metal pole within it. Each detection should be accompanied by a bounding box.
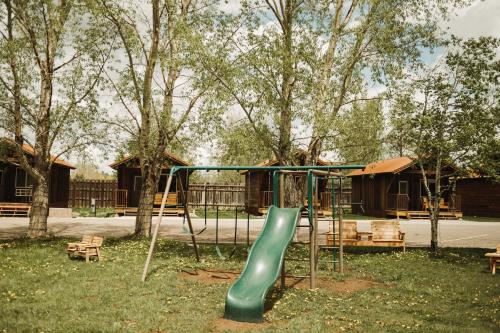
[234,206,238,246]
[178,174,200,262]
[339,176,344,275]
[314,177,319,274]
[331,176,336,271]
[141,171,174,282]
[204,183,207,226]
[216,205,219,245]
[272,170,280,206]
[246,211,250,247]
[279,173,285,208]
[279,172,285,288]
[307,171,315,289]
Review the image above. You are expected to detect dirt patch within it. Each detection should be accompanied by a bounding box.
[211,318,272,332]
[286,276,388,294]
[179,269,386,294]
[178,269,240,284]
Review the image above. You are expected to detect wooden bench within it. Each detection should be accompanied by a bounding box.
[485,246,500,275]
[326,221,360,246]
[422,197,448,211]
[67,235,103,262]
[370,221,406,251]
[0,202,31,217]
[154,192,178,207]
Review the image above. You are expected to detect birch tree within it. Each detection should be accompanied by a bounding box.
[0,0,112,237]
[100,0,217,236]
[392,37,500,253]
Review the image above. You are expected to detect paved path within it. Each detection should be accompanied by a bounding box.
[0,216,499,249]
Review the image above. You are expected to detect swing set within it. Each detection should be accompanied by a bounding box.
[141,164,364,288]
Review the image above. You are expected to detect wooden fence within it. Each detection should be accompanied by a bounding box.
[69,180,117,208]
[187,184,245,207]
[69,181,351,209]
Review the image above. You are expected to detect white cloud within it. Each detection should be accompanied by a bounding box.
[440,0,500,38]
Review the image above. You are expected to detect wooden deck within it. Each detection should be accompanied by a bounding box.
[115,207,185,217]
[385,210,463,219]
[0,202,31,217]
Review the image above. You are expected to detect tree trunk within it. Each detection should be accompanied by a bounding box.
[135,166,158,237]
[430,207,439,254]
[27,176,49,238]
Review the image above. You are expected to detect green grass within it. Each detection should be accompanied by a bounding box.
[1,238,499,332]
[463,216,500,222]
[194,208,262,219]
[72,207,116,218]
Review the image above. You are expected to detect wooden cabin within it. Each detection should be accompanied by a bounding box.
[456,177,500,217]
[109,151,191,216]
[348,156,462,219]
[242,151,336,216]
[0,142,75,216]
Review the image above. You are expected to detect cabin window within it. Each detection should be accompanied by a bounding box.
[133,176,142,191]
[15,167,28,187]
[398,181,408,195]
[420,179,436,196]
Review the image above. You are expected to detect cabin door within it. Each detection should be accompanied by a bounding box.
[0,170,3,201]
[129,175,142,207]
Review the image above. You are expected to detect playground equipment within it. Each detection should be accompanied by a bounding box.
[224,206,302,322]
[141,164,364,322]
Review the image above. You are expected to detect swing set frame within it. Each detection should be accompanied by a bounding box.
[141,164,364,284]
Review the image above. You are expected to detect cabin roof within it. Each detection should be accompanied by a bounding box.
[347,156,413,176]
[240,149,336,174]
[109,150,191,169]
[1,139,76,169]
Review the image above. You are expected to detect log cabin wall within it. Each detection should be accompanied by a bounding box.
[116,164,188,208]
[0,162,71,207]
[457,178,500,217]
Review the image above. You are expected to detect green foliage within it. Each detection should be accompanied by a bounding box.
[216,122,274,166]
[331,100,385,164]
[389,36,500,179]
[0,238,498,332]
[201,0,469,165]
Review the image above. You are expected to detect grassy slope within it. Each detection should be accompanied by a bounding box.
[0,238,498,332]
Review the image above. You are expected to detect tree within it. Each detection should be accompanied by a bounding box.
[0,0,112,237]
[202,0,466,205]
[392,36,500,253]
[386,93,416,157]
[330,99,384,164]
[100,0,218,236]
[304,0,467,165]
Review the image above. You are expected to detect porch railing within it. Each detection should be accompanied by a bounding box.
[448,195,461,212]
[387,194,409,211]
[320,191,352,211]
[15,186,33,198]
[115,189,128,208]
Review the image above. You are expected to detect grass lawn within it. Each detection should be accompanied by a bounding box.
[1,238,499,332]
[72,207,116,218]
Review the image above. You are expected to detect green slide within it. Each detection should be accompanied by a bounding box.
[224,205,301,323]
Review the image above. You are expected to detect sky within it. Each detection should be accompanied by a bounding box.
[80,0,500,174]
